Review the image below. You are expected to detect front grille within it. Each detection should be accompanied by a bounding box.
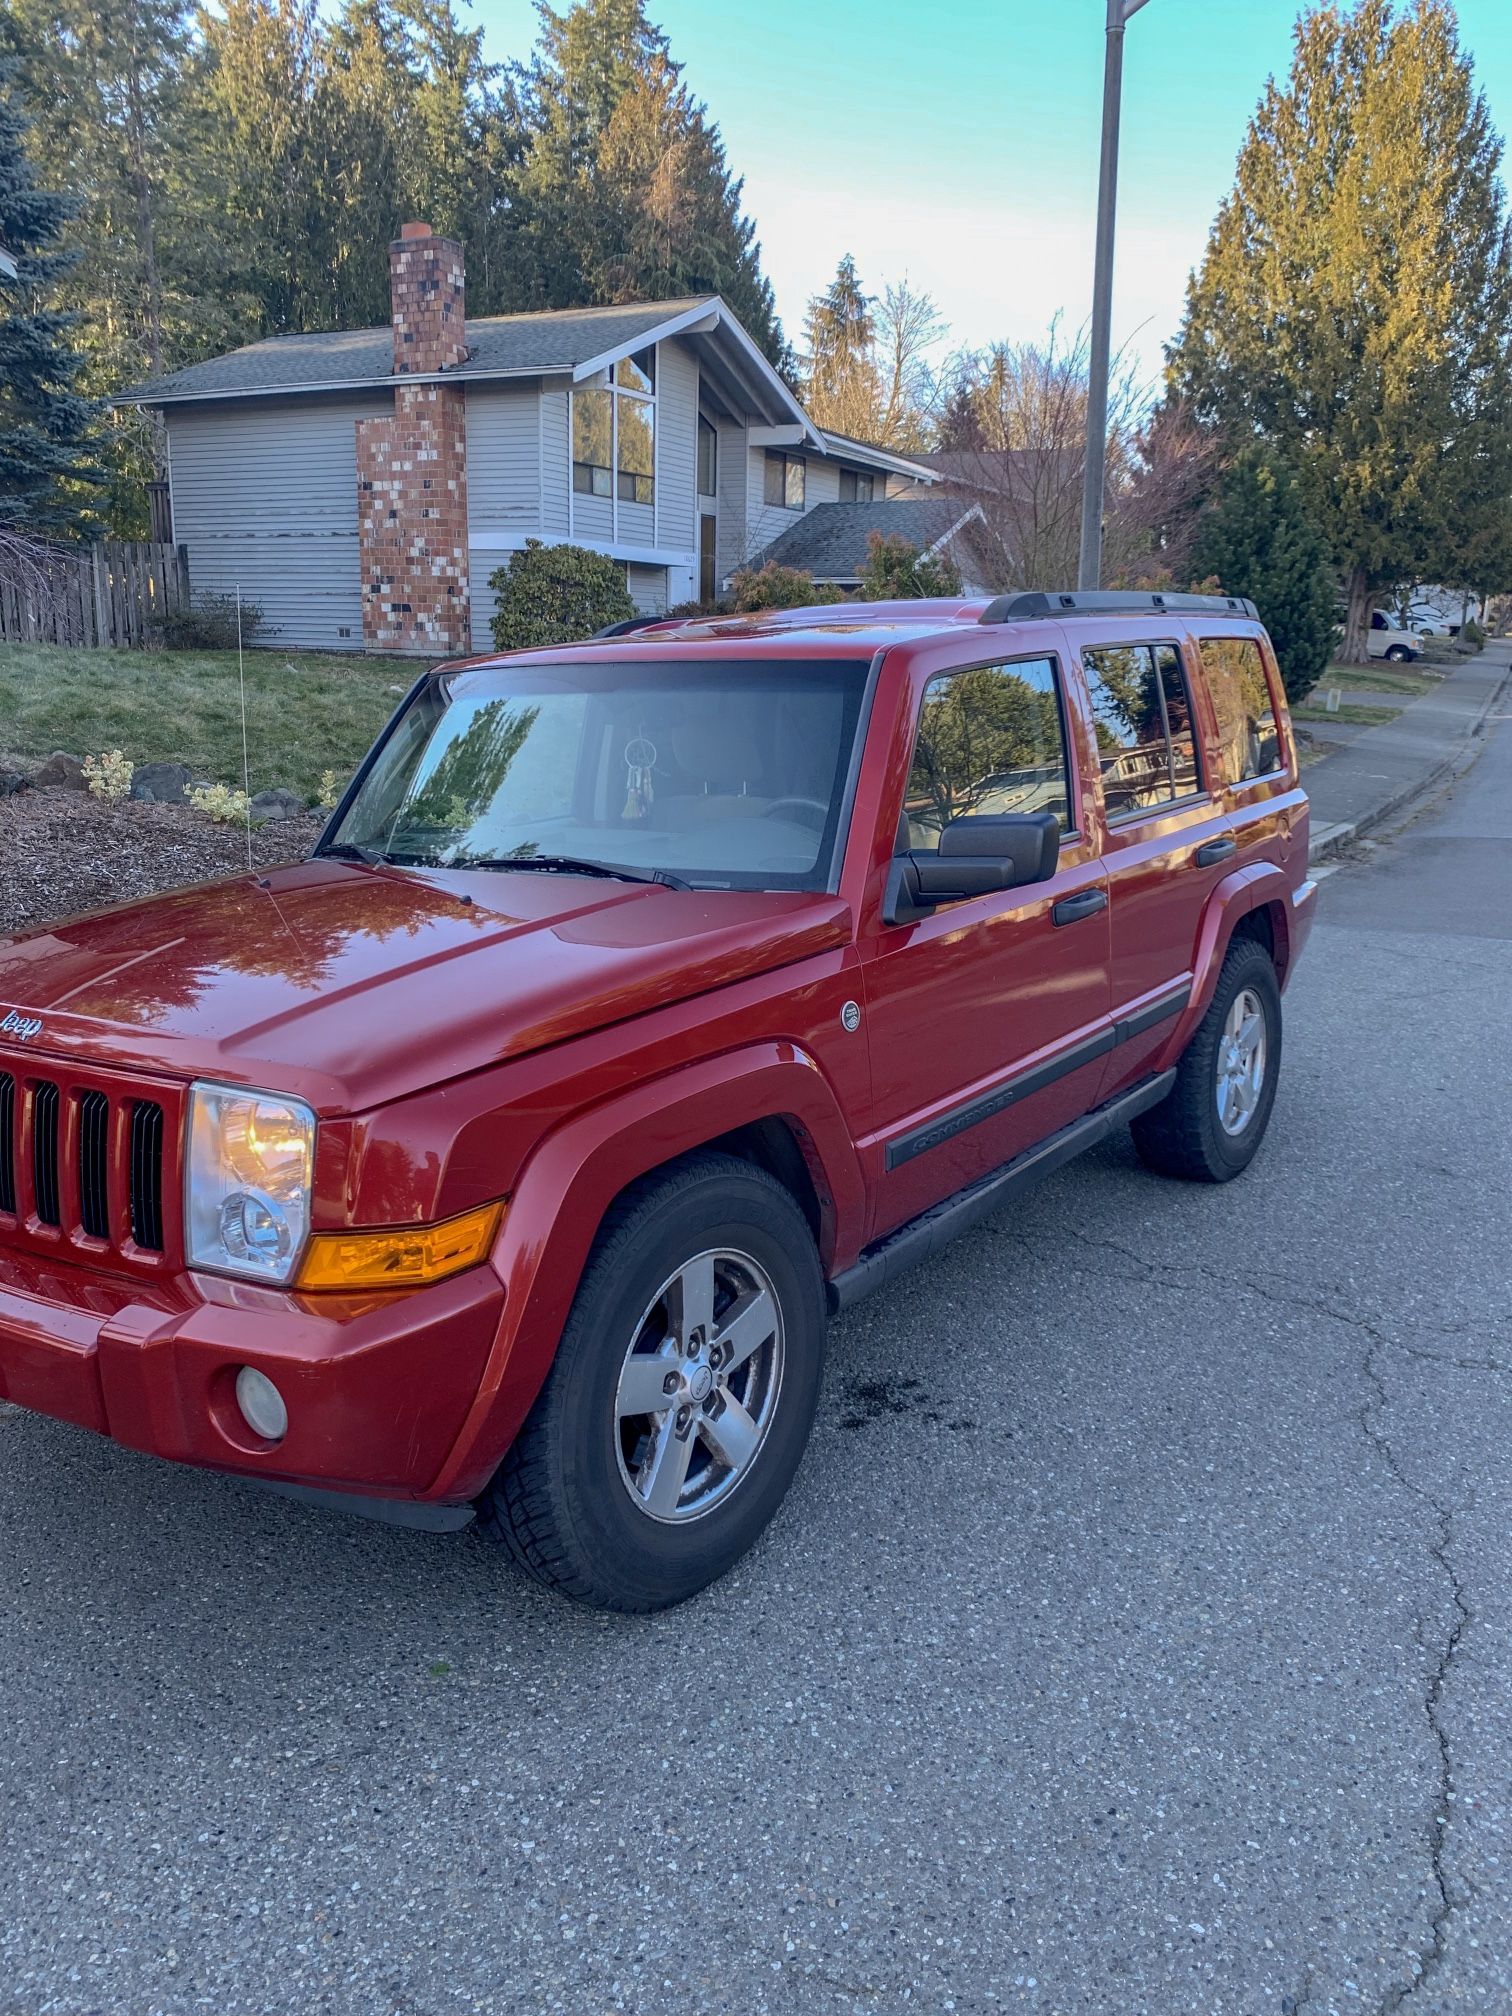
[79,1090,111,1239]
[0,1061,177,1267]
[32,1081,60,1226]
[129,1101,165,1252]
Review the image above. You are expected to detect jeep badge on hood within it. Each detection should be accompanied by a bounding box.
[0,1008,43,1042]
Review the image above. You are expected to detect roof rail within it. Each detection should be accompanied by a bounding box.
[978,590,1259,625]
[592,615,671,639]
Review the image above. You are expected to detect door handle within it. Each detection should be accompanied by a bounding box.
[1195,836,1237,868]
[1051,887,1108,927]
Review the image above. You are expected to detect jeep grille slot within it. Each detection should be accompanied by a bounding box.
[78,1089,111,1240]
[129,1100,165,1253]
[0,1074,14,1215]
[32,1080,61,1227]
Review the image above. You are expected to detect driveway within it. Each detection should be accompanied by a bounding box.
[2,710,1509,2015]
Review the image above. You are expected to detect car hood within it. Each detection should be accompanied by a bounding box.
[0,860,852,1111]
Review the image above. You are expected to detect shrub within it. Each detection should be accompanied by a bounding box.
[1461,617,1486,648]
[664,597,732,620]
[859,531,963,601]
[488,540,634,650]
[160,592,268,651]
[318,767,346,810]
[728,562,820,612]
[187,781,251,824]
[83,750,133,802]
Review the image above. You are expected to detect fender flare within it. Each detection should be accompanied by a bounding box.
[1167,861,1293,1055]
[426,1041,865,1500]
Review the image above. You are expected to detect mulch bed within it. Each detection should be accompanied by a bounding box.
[0,792,324,940]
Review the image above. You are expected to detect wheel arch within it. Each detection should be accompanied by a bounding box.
[426,1043,865,1502]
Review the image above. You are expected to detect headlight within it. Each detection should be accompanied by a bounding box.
[186,1082,316,1284]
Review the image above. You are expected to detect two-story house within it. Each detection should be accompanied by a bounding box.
[120,223,979,655]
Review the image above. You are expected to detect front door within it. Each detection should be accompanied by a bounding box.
[858,651,1114,1242]
[699,514,717,605]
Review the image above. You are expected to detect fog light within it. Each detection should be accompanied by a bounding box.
[234,1365,288,1443]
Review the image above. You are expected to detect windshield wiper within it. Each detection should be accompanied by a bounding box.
[319,840,386,865]
[467,853,692,891]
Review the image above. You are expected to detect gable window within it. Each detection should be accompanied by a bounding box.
[903,657,1072,852]
[572,387,612,498]
[1082,642,1203,819]
[573,348,656,506]
[839,469,875,503]
[697,416,718,497]
[764,449,805,510]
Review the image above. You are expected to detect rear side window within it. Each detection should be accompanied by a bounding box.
[1082,643,1202,820]
[1199,637,1282,785]
[903,656,1072,851]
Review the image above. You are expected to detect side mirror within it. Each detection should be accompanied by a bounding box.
[885,811,1060,924]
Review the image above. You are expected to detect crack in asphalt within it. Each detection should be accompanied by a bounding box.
[990,1224,1477,2014]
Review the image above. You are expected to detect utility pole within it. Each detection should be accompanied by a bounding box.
[1077,0,1150,591]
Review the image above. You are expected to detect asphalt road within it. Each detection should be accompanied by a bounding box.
[3,708,1510,2016]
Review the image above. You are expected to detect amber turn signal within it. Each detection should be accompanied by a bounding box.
[296,1200,504,1292]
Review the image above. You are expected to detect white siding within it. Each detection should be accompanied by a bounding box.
[655,340,698,553]
[541,385,571,537]
[627,563,669,616]
[166,394,389,649]
[619,497,655,548]
[467,385,540,534]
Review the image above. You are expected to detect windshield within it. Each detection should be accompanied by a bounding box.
[325,656,870,891]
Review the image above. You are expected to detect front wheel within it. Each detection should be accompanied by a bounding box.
[1384,644,1415,662]
[1131,936,1282,1182]
[479,1152,826,1611]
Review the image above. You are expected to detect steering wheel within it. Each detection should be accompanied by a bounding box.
[761,797,829,830]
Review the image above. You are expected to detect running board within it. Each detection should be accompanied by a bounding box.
[827,1071,1176,1314]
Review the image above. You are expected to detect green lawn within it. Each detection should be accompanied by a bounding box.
[0,642,413,800]
[1316,661,1438,698]
[1292,700,1403,728]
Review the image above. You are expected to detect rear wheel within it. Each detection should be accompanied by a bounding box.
[1131,936,1281,1182]
[479,1152,826,1611]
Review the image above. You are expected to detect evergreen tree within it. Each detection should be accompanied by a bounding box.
[0,60,98,528]
[1191,447,1337,703]
[1168,0,1512,661]
[801,254,879,439]
[514,0,782,359]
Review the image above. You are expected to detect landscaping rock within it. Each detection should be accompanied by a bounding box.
[29,751,86,791]
[129,760,192,805]
[249,787,306,823]
[0,770,27,797]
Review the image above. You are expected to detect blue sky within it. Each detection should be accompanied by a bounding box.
[470,0,1512,396]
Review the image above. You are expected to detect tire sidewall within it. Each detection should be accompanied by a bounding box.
[1196,943,1282,1175]
[534,1164,825,1607]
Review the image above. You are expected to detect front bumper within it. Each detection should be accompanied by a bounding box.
[0,1242,505,1502]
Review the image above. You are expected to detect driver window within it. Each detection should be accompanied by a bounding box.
[903,657,1071,854]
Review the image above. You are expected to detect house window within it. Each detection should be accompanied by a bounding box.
[572,387,612,498]
[698,416,718,498]
[839,469,874,503]
[574,349,656,506]
[764,449,805,510]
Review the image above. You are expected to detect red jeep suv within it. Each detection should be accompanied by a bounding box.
[0,591,1315,1609]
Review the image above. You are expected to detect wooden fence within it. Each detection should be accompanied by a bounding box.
[0,540,191,648]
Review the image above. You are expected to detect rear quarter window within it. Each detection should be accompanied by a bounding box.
[1198,636,1283,786]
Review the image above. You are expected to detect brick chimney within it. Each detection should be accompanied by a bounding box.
[389,221,467,375]
[355,222,471,653]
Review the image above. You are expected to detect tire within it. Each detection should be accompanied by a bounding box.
[1131,936,1282,1183]
[479,1152,826,1611]
[1385,645,1413,662]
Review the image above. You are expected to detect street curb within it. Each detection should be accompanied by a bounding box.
[1306,656,1512,864]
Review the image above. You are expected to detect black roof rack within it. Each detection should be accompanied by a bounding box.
[978,590,1258,626]
[592,615,671,639]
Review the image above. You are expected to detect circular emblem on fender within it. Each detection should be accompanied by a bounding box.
[840,1000,862,1034]
[688,1365,715,1403]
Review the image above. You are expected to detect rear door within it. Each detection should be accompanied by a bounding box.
[857,647,1113,1241]
[1071,632,1236,1095]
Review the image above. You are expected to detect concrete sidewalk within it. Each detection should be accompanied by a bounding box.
[1304,640,1512,861]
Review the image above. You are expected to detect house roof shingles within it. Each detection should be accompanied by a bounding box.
[121,298,713,404]
[747,498,974,582]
